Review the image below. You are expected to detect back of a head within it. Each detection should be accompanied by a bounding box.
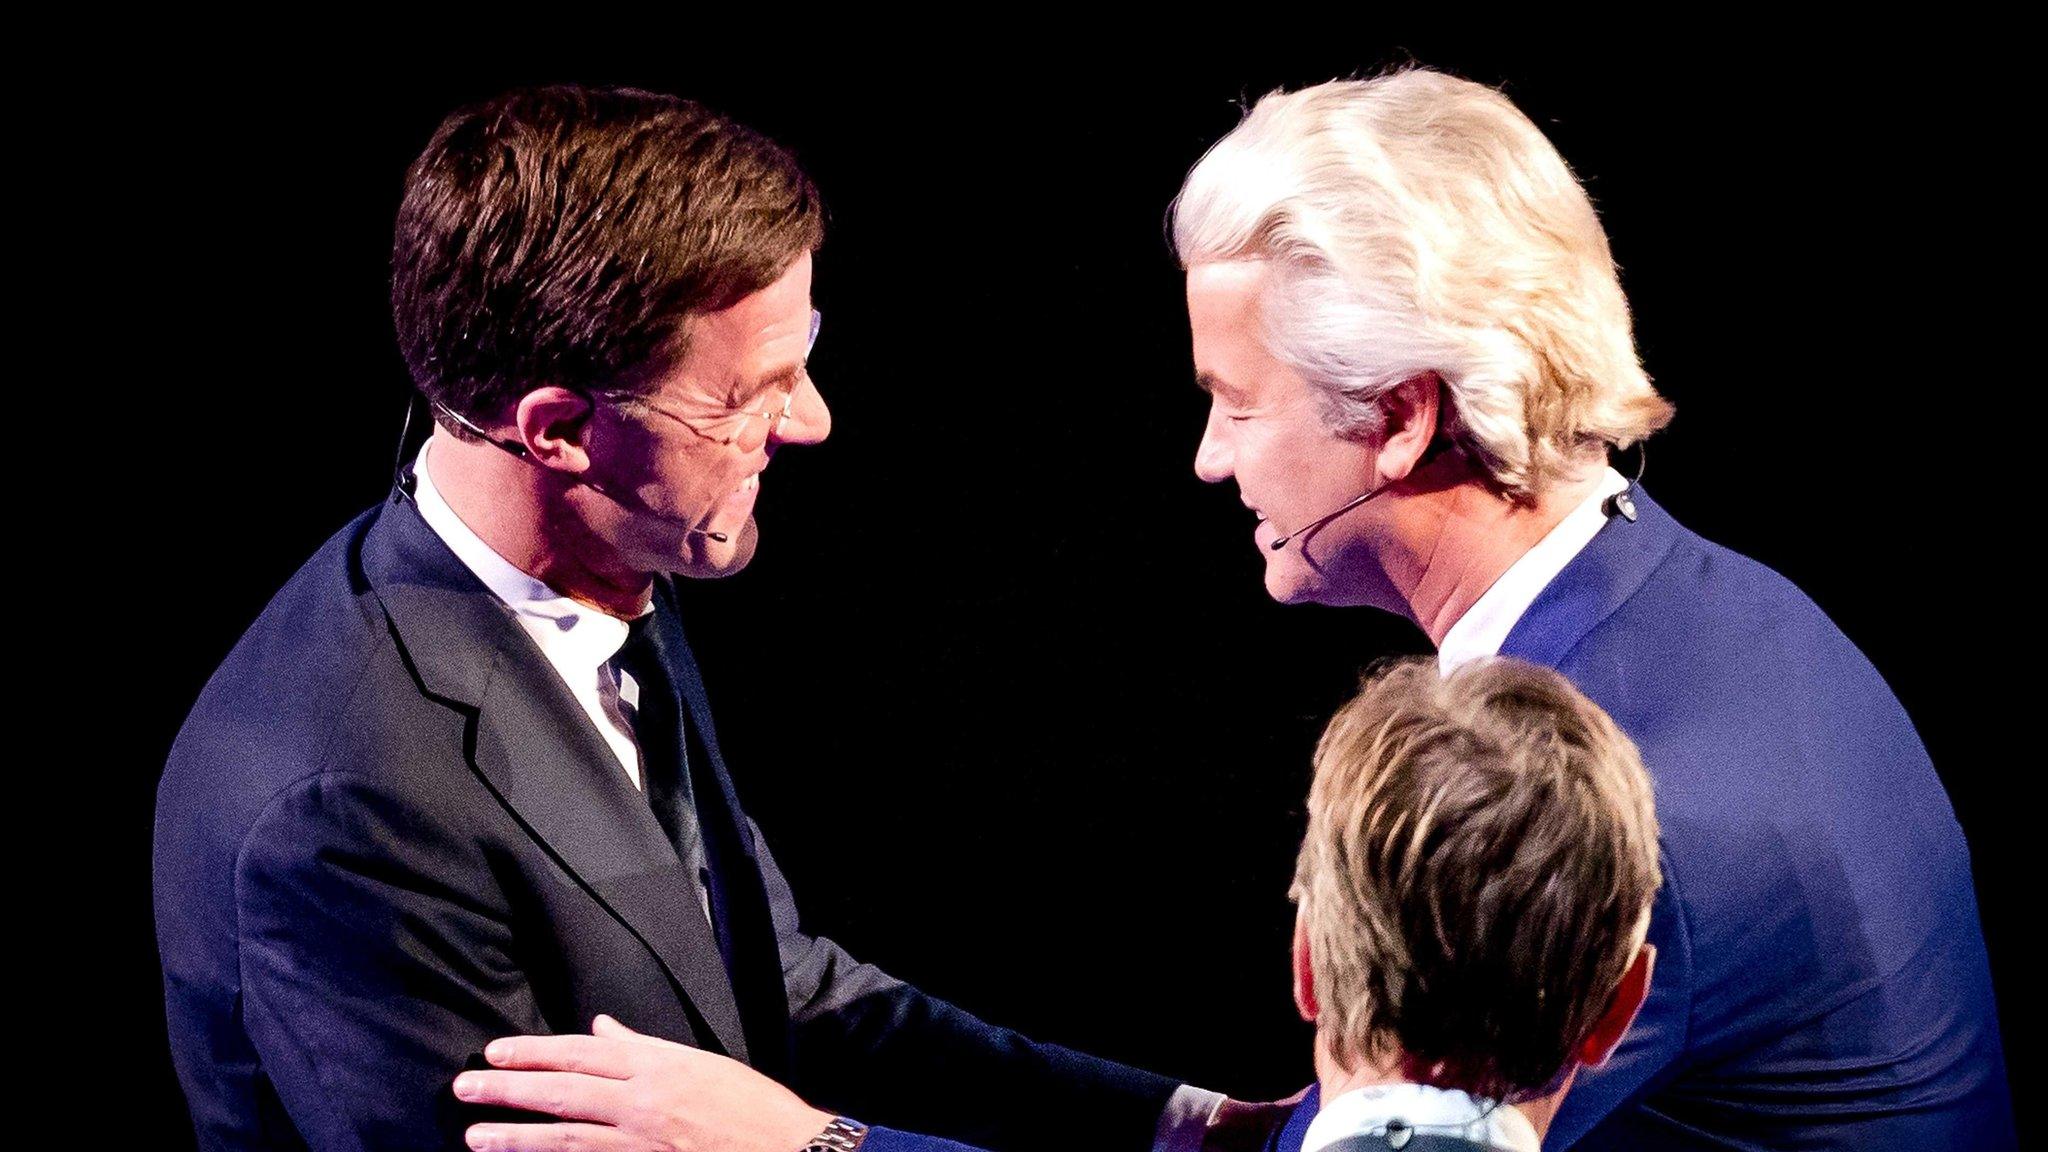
[1171,68,1674,502]
[1293,656,1661,1102]
[390,85,824,434]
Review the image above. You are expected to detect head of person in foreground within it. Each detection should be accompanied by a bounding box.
[1292,656,1662,1138]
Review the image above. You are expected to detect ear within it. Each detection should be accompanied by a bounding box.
[1291,913,1318,1023]
[1372,372,1444,485]
[1576,943,1655,1067]
[513,386,601,472]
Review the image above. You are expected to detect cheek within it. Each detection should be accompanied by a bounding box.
[1243,428,1326,500]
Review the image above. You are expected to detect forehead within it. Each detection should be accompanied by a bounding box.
[1187,260,1281,403]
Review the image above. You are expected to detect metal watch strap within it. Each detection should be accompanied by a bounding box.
[801,1116,868,1152]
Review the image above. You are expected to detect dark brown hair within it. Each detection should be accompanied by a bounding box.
[391,85,824,434]
[1293,657,1661,1101]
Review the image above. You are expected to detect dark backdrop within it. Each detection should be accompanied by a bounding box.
[119,39,2025,1146]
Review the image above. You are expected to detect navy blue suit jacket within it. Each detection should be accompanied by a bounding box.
[154,475,1173,1151]
[1278,486,2012,1150]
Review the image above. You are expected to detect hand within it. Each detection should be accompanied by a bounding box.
[1201,1087,1311,1152]
[455,1014,834,1152]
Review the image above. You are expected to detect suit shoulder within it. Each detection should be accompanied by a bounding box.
[158,502,461,852]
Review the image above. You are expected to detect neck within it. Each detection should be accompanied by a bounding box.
[424,430,655,619]
[1314,1032,1561,1141]
[1315,1033,1410,1103]
[1506,1069,1574,1141]
[1377,462,1607,646]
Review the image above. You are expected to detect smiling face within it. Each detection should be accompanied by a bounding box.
[1187,260,1389,606]
[587,251,830,581]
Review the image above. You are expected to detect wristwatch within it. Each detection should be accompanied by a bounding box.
[801,1116,869,1151]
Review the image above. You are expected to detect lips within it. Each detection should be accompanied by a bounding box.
[716,473,760,513]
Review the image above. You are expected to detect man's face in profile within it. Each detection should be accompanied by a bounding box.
[589,251,830,581]
[1186,261,1386,606]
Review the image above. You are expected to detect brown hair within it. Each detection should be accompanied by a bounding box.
[391,85,824,435]
[1293,656,1661,1101]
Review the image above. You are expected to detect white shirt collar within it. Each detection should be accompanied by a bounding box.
[1304,1083,1541,1152]
[410,439,643,681]
[1437,467,1631,674]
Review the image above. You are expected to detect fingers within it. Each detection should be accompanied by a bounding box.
[454,1069,629,1125]
[483,1034,644,1076]
[464,1121,644,1152]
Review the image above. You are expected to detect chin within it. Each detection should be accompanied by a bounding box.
[1262,561,1327,606]
[671,517,760,581]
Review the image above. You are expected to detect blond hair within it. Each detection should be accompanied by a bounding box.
[1171,68,1675,502]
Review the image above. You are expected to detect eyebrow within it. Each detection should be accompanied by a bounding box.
[733,362,806,402]
[1195,370,1251,405]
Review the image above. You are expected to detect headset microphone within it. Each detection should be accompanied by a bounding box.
[1268,480,1394,551]
[411,395,731,541]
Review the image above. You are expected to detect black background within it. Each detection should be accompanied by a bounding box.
[117,36,2026,1146]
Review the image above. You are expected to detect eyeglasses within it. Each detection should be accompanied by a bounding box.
[601,309,821,455]
[425,308,821,461]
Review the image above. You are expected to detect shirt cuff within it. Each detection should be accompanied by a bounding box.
[1153,1084,1227,1152]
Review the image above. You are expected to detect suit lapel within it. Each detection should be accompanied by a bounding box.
[360,476,752,1062]
[1499,483,1683,669]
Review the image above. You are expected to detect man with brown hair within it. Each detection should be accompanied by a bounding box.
[154,86,1232,1152]
[1282,656,1659,1152]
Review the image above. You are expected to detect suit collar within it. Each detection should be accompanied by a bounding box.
[361,471,754,1061]
[1438,467,1631,671]
[1497,482,1682,669]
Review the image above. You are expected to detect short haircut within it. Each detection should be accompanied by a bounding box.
[1292,656,1661,1101]
[1171,68,1674,502]
[392,85,825,436]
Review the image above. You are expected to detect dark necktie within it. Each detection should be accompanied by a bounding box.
[613,613,705,887]
[612,603,793,1080]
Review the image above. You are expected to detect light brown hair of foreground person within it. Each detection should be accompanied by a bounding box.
[1292,657,1662,1106]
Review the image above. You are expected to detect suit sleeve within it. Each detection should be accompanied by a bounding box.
[744,816,1184,1152]
[233,770,544,1152]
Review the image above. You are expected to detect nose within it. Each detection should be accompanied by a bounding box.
[1193,408,1232,484]
[771,374,831,448]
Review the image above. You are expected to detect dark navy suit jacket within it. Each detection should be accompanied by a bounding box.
[154,475,1173,1152]
[1277,486,2013,1150]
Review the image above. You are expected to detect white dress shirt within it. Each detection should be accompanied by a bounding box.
[1305,1083,1540,1152]
[1436,467,1632,673]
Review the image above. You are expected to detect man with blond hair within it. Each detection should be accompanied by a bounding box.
[1173,67,2012,1148]
[1282,656,1661,1152]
